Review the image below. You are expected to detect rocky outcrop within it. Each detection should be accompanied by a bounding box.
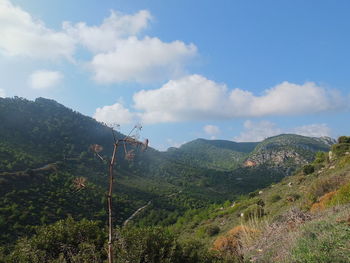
[244,149,308,168]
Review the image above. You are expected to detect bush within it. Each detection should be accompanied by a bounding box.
[337,136,350,144]
[243,205,264,221]
[115,226,219,263]
[314,151,327,164]
[248,190,259,198]
[213,225,257,261]
[8,217,105,263]
[303,164,315,175]
[309,175,345,202]
[270,194,282,203]
[256,199,265,207]
[310,191,337,213]
[331,143,350,157]
[286,193,301,202]
[327,181,350,207]
[205,225,220,236]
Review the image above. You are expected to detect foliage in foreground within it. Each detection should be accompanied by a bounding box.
[2,217,229,263]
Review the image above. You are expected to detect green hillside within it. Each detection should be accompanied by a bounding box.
[169,138,350,262]
[166,139,258,171]
[0,97,340,262]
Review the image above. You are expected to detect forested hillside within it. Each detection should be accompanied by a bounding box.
[0,97,337,262]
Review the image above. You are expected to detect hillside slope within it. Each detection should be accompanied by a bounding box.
[171,138,350,262]
[166,139,258,170]
[0,97,333,248]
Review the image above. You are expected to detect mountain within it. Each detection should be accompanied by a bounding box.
[166,139,258,170]
[0,97,333,248]
[167,134,334,175]
[243,134,334,173]
[170,138,350,263]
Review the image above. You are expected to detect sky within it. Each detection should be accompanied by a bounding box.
[0,0,349,150]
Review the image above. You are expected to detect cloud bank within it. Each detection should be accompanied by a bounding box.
[134,75,344,124]
[0,1,197,83]
[93,74,345,125]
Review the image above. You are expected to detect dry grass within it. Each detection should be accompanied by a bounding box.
[243,208,313,262]
[212,225,258,261]
[310,190,337,213]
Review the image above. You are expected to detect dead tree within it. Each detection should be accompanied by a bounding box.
[91,125,148,263]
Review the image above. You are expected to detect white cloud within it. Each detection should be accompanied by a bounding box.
[0,88,6,97]
[93,102,135,125]
[132,74,344,124]
[204,125,220,136]
[234,120,282,142]
[134,75,228,124]
[89,37,197,83]
[0,1,196,83]
[0,0,75,60]
[64,8,196,84]
[29,70,63,90]
[234,120,332,142]
[291,123,331,137]
[63,10,152,53]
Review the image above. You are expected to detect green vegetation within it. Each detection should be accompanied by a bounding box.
[0,97,345,262]
[303,164,315,175]
[291,209,350,263]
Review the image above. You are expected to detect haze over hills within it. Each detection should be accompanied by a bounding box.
[0,97,340,262]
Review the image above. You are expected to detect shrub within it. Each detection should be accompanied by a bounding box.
[270,194,282,203]
[314,151,327,164]
[331,143,350,157]
[114,226,179,262]
[213,225,257,260]
[310,191,337,213]
[205,225,220,236]
[337,136,350,144]
[256,199,265,207]
[248,190,259,198]
[243,205,264,221]
[286,193,301,202]
[303,164,314,175]
[327,181,350,207]
[8,217,105,263]
[309,175,345,202]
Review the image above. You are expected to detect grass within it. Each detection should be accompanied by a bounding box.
[291,207,350,263]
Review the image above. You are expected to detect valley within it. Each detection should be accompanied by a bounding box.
[0,97,348,262]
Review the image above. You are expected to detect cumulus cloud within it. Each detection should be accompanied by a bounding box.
[0,0,75,60]
[63,10,152,53]
[131,74,344,124]
[0,88,6,97]
[29,70,63,90]
[204,125,220,137]
[89,37,197,83]
[64,8,196,83]
[0,1,196,83]
[134,75,229,123]
[234,120,332,142]
[93,102,135,125]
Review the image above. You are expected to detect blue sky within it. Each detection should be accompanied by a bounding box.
[0,0,349,150]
